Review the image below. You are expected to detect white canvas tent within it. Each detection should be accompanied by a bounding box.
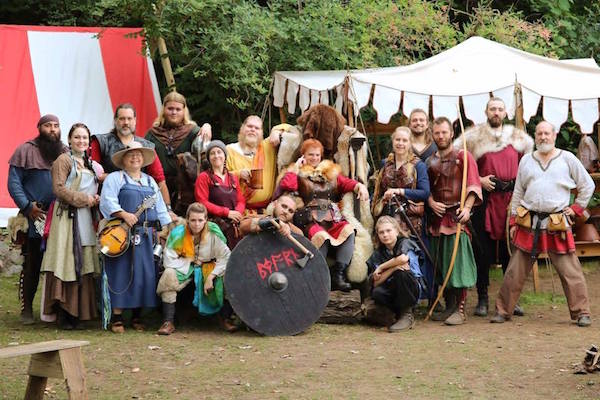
[273,36,600,133]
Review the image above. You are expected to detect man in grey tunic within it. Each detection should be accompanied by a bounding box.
[491,121,594,327]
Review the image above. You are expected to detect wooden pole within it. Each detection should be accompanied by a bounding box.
[514,82,525,130]
[514,81,538,288]
[279,107,287,124]
[373,119,382,165]
[347,102,355,127]
[157,36,176,91]
[155,0,176,91]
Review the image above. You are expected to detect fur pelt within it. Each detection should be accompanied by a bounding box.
[297,104,346,159]
[336,126,373,282]
[7,213,28,242]
[340,192,372,283]
[274,124,303,173]
[298,159,341,182]
[454,123,534,160]
[335,126,373,233]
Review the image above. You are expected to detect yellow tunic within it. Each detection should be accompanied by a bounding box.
[226,138,277,209]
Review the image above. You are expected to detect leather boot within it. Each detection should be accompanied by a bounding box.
[445,289,466,326]
[474,293,489,317]
[431,290,456,321]
[57,308,74,330]
[331,262,351,292]
[513,303,525,316]
[389,308,415,332]
[157,302,176,335]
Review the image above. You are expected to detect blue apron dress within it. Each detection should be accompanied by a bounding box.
[105,174,159,309]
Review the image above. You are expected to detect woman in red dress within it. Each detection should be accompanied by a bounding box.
[194,140,245,249]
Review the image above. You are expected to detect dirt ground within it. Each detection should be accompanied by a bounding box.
[1,263,599,400]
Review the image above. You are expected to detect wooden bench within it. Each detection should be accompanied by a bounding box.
[0,339,90,400]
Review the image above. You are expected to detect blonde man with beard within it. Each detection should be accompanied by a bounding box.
[454,97,533,317]
[226,115,281,212]
[491,121,593,327]
[408,108,437,161]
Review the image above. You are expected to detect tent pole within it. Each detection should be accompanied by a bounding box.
[514,82,525,130]
[373,121,381,165]
[343,75,355,127]
[279,107,287,124]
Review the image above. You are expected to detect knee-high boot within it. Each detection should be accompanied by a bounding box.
[331,262,351,292]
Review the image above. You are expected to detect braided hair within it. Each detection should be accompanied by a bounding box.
[68,122,98,183]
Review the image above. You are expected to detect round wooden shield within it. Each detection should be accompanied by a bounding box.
[225,232,330,336]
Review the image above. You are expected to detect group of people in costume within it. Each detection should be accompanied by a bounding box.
[7,91,594,337]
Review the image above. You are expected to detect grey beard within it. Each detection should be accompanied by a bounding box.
[117,128,133,136]
[536,142,555,153]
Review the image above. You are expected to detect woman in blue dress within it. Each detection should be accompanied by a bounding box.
[100,141,172,333]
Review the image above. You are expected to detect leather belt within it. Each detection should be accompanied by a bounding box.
[491,178,515,192]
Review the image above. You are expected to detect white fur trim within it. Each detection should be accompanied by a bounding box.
[340,192,372,283]
[276,125,302,173]
[454,123,534,160]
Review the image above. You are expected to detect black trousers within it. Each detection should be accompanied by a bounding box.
[319,233,355,265]
[371,270,420,315]
[20,237,43,312]
[472,197,510,298]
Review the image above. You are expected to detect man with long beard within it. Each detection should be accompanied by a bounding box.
[427,117,482,325]
[91,103,176,220]
[408,108,437,162]
[455,97,533,317]
[226,115,281,212]
[491,121,594,327]
[8,114,67,324]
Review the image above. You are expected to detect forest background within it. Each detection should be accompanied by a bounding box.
[2,0,599,149]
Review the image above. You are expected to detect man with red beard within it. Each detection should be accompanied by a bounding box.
[427,117,482,325]
[225,115,281,212]
[454,98,533,317]
[8,114,67,324]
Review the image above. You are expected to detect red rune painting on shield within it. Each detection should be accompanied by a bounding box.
[256,248,300,280]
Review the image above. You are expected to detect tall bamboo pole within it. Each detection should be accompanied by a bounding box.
[155,1,176,91]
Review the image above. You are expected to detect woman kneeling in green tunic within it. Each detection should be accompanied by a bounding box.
[156,202,234,335]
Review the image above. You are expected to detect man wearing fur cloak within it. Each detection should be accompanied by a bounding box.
[454,97,534,317]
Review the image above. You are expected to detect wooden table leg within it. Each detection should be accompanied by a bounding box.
[59,347,88,400]
[24,375,47,400]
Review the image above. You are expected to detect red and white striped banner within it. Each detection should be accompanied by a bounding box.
[0,25,161,225]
